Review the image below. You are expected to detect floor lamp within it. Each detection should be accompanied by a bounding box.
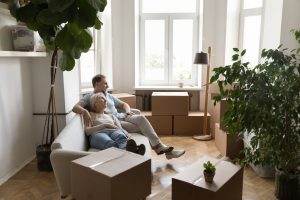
[193,46,212,141]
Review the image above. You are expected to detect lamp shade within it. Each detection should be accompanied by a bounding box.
[194,52,208,64]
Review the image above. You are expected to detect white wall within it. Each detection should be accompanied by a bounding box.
[0,58,36,185]
[280,0,300,49]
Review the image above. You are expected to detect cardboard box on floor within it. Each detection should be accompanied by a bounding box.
[219,99,228,131]
[151,92,189,115]
[173,112,211,136]
[142,111,173,135]
[111,93,136,108]
[71,147,151,200]
[215,123,244,159]
[172,156,243,200]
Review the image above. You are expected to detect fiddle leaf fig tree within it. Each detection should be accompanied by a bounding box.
[210,30,300,174]
[8,0,107,71]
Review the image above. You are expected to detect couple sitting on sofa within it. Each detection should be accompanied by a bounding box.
[73,74,185,159]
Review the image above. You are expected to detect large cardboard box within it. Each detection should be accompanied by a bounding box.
[142,111,173,135]
[112,93,136,108]
[173,112,210,136]
[151,92,189,115]
[172,156,243,200]
[215,123,244,159]
[71,147,151,200]
[219,99,228,131]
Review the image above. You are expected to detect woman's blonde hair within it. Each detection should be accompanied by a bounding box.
[89,93,106,112]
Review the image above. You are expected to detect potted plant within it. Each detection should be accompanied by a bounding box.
[8,0,107,171]
[210,30,300,199]
[203,161,216,183]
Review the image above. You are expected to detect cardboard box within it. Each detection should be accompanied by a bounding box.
[151,92,189,116]
[215,123,244,159]
[142,111,173,135]
[172,156,243,200]
[112,93,136,108]
[173,112,210,136]
[219,99,228,131]
[71,147,151,200]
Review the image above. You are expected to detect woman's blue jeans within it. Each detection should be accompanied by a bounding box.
[89,129,127,150]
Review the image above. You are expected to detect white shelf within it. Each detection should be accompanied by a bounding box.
[0,51,48,57]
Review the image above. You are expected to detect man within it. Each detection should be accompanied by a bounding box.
[73,74,185,159]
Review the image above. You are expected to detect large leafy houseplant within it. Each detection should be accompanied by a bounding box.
[210,30,300,199]
[8,0,107,170]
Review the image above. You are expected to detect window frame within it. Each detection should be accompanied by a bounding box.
[78,28,102,90]
[139,0,200,86]
[239,0,264,67]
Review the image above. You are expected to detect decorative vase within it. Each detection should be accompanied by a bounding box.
[203,170,215,183]
[36,144,52,171]
[275,168,300,200]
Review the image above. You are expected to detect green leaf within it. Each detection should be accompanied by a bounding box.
[76,0,98,29]
[55,26,75,51]
[241,49,246,56]
[75,29,93,52]
[86,0,107,12]
[48,0,75,12]
[233,48,239,52]
[59,52,75,71]
[31,0,47,5]
[94,18,103,30]
[37,8,69,25]
[15,2,39,23]
[232,54,239,61]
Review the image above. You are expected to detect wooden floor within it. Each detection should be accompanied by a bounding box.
[0,136,276,200]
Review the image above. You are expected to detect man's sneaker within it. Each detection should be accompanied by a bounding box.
[165,149,185,160]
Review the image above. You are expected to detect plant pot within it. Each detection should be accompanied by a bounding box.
[275,168,300,200]
[203,170,215,183]
[36,144,52,172]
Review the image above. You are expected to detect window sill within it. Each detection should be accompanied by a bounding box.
[134,85,202,91]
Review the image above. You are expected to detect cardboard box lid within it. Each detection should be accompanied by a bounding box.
[152,92,188,97]
[72,148,150,177]
[173,156,242,192]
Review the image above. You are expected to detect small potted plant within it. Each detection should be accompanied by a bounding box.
[203,161,216,183]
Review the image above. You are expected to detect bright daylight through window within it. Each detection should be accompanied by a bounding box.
[239,0,263,67]
[140,0,200,86]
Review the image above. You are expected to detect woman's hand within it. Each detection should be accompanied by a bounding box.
[104,123,118,129]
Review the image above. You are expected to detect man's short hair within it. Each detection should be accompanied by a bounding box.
[92,74,106,88]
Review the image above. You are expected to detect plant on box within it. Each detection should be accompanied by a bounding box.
[210,29,300,200]
[8,0,107,171]
[203,161,216,183]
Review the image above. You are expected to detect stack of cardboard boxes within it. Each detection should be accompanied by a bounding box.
[214,99,243,159]
[142,92,211,136]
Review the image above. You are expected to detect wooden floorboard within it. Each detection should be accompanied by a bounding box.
[0,136,276,200]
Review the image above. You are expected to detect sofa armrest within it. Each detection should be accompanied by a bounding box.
[50,149,92,197]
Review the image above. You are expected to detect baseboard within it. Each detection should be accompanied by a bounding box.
[0,154,36,186]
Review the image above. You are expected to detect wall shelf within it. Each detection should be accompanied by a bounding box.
[0,51,48,57]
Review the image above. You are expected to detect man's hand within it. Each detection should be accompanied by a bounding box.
[126,111,135,116]
[82,109,92,127]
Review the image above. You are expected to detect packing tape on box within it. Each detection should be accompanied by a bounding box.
[192,159,223,185]
[89,151,127,169]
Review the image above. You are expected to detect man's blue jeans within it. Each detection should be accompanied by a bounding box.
[89,130,127,150]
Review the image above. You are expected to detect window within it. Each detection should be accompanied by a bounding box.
[239,0,263,67]
[139,0,200,86]
[79,28,101,89]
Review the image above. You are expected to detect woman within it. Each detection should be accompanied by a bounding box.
[85,93,145,155]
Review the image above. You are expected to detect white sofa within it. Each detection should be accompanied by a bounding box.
[50,114,152,198]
